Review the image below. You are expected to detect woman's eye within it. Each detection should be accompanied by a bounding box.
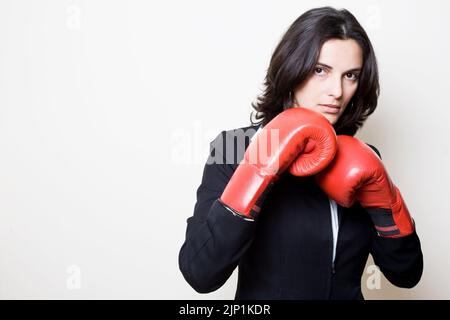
[345,72,359,80]
[314,67,325,75]
[314,67,325,76]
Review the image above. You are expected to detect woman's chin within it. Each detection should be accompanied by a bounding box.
[322,114,338,125]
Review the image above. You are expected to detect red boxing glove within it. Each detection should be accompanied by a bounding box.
[313,135,414,238]
[219,107,337,220]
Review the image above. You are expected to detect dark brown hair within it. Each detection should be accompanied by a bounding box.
[250,6,380,136]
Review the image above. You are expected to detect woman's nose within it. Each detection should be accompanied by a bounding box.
[327,77,343,99]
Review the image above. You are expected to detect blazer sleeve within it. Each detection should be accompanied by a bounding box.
[366,143,424,288]
[178,131,257,293]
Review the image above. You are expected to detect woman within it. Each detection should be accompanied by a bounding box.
[178,6,423,300]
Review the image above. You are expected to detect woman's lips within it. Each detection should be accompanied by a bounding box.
[319,104,341,114]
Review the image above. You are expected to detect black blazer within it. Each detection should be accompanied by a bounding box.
[179,125,423,300]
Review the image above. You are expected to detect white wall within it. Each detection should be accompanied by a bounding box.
[0,0,448,299]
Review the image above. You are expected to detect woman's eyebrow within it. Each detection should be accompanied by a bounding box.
[317,62,361,73]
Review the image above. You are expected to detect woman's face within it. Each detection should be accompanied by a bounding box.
[292,38,363,124]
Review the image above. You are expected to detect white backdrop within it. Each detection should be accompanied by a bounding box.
[0,0,449,299]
